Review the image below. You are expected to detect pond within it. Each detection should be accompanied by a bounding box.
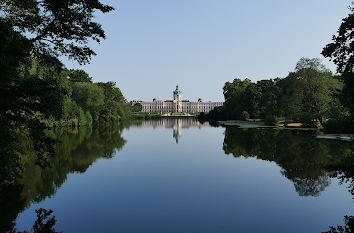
[2,118,354,233]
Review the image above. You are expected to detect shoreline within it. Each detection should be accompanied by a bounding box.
[217,120,353,141]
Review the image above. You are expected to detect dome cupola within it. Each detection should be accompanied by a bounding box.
[173,84,181,95]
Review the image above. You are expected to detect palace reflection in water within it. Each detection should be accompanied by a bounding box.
[1,119,353,233]
[134,118,209,143]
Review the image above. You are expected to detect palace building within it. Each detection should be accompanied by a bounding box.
[134,85,223,113]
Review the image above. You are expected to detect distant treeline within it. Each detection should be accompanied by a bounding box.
[201,58,353,133]
[201,4,354,133]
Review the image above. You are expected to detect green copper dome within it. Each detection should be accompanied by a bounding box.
[173,84,181,95]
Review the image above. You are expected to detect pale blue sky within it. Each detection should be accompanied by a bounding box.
[64,0,351,101]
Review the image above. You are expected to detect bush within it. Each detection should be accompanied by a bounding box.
[323,118,353,133]
[241,111,250,121]
[264,115,278,126]
[43,116,55,128]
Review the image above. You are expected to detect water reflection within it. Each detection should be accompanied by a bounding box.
[222,127,352,197]
[1,119,353,232]
[0,124,126,233]
[134,118,207,143]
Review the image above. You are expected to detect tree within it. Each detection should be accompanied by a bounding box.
[71,82,104,121]
[295,57,330,73]
[28,61,72,120]
[279,59,341,126]
[242,83,261,118]
[131,103,143,112]
[322,4,354,74]
[240,79,280,118]
[223,78,251,118]
[322,3,354,121]
[96,82,126,122]
[241,111,250,120]
[68,69,92,83]
[1,0,114,65]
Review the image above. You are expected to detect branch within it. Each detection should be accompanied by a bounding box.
[30,20,55,42]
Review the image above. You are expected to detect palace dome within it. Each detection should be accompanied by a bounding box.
[173,85,181,95]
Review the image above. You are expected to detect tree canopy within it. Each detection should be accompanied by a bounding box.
[205,58,343,128]
[322,3,354,121]
[1,0,114,65]
[0,0,116,185]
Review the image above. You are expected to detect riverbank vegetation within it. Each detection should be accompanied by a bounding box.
[201,58,342,125]
[202,56,352,133]
[202,4,354,134]
[0,0,121,187]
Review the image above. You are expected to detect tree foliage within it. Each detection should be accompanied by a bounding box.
[71,82,104,113]
[0,0,116,183]
[295,57,330,72]
[1,0,114,65]
[206,58,342,128]
[278,66,341,125]
[131,103,143,112]
[322,4,354,74]
[68,69,92,83]
[322,3,354,121]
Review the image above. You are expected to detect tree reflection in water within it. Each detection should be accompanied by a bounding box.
[16,209,60,233]
[0,123,126,233]
[1,120,354,232]
[222,126,354,232]
[222,127,352,197]
[323,216,354,233]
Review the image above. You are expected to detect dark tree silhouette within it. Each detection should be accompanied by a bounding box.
[322,3,354,121]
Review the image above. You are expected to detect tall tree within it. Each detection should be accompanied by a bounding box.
[68,69,93,83]
[322,3,354,120]
[223,78,251,118]
[96,82,126,122]
[295,57,330,73]
[279,59,341,126]
[71,82,104,118]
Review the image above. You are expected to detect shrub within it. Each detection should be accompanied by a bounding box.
[264,115,278,126]
[43,116,55,128]
[323,118,353,133]
[241,111,250,121]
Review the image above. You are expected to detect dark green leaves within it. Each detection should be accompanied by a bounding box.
[1,0,114,65]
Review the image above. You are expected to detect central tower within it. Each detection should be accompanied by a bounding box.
[173,84,182,112]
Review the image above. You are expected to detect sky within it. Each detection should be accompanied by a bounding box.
[64,0,351,102]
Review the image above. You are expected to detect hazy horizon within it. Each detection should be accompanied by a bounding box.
[63,0,351,102]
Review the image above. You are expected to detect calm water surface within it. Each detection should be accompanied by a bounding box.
[8,119,354,232]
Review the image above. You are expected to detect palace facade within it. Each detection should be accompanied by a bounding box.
[134,85,223,113]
